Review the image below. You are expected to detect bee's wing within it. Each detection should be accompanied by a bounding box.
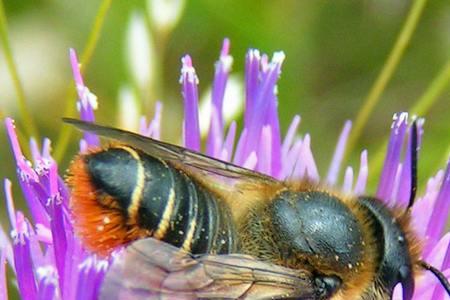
[64,118,282,217]
[63,118,275,183]
[100,238,316,300]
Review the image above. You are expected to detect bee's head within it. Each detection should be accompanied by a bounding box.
[358,196,416,300]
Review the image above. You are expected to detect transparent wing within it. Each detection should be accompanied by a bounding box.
[100,238,316,300]
[64,118,282,218]
[63,118,275,183]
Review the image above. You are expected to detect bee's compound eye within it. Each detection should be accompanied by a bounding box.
[314,274,342,299]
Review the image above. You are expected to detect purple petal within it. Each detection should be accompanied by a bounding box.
[281,115,301,159]
[75,257,108,300]
[292,135,312,179]
[35,224,52,244]
[21,181,50,227]
[221,121,237,162]
[70,48,84,86]
[388,164,403,206]
[20,178,52,227]
[12,213,37,300]
[300,134,319,181]
[70,49,99,146]
[57,177,70,208]
[257,126,272,175]
[140,101,163,139]
[377,112,409,202]
[354,150,368,195]
[242,151,257,170]
[411,170,444,238]
[267,92,282,177]
[431,240,450,299]
[41,138,52,160]
[206,108,222,158]
[233,128,248,165]
[244,49,261,126]
[79,139,88,153]
[326,120,352,185]
[0,225,13,269]
[260,53,269,74]
[150,102,163,139]
[342,167,354,193]
[425,159,450,254]
[395,119,424,207]
[5,118,38,182]
[218,149,229,161]
[62,239,85,299]
[180,55,201,151]
[28,233,47,270]
[442,238,450,271]
[29,138,41,164]
[281,139,303,180]
[207,38,232,154]
[36,266,58,300]
[47,163,67,291]
[422,233,450,298]
[240,52,285,165]
[0,249,7,300]
[4,180,17,231]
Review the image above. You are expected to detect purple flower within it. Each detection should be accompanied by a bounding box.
[1,51,108,300]
[2,39,449,299]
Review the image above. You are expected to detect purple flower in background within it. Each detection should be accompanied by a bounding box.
[1,50,108,300]
[2,39,449,299]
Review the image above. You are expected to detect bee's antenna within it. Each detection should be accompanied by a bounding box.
[406,120,418,211]
[418,261,450,295]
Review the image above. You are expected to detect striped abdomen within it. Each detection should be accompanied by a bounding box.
[83,146,237,255]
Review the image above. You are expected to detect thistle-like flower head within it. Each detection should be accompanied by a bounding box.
[1,40,449,299]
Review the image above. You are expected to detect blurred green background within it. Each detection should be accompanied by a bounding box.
[1,0,449,237]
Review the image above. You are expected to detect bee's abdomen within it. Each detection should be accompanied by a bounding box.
[86,146,236,255]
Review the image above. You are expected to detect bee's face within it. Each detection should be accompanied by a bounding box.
[358,197,416,300]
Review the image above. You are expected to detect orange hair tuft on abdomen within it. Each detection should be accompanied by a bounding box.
[66,153,151,256]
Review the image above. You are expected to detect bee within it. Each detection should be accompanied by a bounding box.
[64,118,450,300]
